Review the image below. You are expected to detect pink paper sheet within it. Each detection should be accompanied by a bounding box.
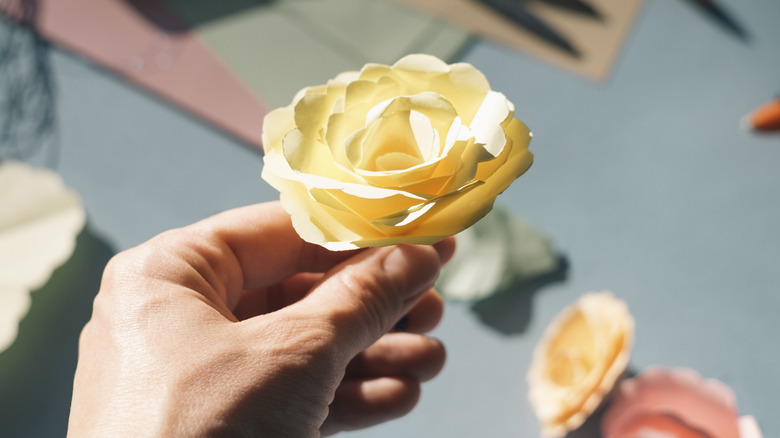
[2,0,268,148]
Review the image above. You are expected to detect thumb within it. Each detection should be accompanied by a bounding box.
[291,243,447,360]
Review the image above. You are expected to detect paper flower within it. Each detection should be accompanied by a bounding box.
[602,367,763,438]
[435,204,558,301]
[0,161,85,353]
[261,54,533,250]
[528,292,634,437]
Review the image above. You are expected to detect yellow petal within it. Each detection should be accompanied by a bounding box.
[392,53,450,73]
[261,106,295,153]
[377,118,532,239]
[429,61,491,123]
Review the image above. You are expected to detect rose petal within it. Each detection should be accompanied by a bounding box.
[261,106,296,153]
[293,79,347,140]
[470,91,511,157]
[429,61,492,123]
[392,53,451,73]
[386,118,531,239]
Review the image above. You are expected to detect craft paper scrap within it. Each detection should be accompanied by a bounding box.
[395,0,645,81]
[0,0,269,148]
[0,161,85,353]
[161,0,471,108]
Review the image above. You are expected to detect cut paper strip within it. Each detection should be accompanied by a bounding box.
[0,161,86,353]
[1,0,269,148]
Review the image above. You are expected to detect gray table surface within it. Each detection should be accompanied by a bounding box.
[1,0,779,436]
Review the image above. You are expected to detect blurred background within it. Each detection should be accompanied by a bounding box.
[1,0,779,436]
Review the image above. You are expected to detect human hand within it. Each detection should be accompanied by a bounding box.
[67,202,454,437]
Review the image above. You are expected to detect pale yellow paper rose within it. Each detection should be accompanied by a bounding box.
[0,161,85,352]
[528,291,634,437]
[261,54,533,250]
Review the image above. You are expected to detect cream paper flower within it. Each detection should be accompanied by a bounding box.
[528,291,634,437]
[261,54,533,250]
[0,161,86,352]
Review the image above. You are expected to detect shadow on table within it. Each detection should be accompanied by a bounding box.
[562,402,608,438]
[680,0,751,42]
[0,225,116,438]
[0,3,58,165]
[559,367,641,438]
[470,254,569,335]
[123,0,274,33]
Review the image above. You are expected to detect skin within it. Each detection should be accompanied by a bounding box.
[67,202,455,437]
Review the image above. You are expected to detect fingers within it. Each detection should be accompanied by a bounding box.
[141,202,455,316]
[190,201,362,292]
[433,236,457,265]
[279,243,450,358]
[320,377,421,436]
[397,289,444,334]
[345,333,446,382]
[231,273,321,320]
[236,280,444,332]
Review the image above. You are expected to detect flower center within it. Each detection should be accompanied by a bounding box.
[348,109,439,172]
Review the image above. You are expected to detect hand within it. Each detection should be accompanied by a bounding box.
[67,202,455,437]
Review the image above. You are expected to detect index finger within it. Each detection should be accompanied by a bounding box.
[194,201,362,290]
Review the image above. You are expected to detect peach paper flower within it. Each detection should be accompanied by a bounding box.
[261,54,533,250]
[602,367,763,438]
[528,291,634,437]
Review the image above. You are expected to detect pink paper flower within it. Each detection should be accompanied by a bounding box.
[602,367,762,438]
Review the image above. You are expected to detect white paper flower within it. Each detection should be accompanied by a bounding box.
[0,161,86,352]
